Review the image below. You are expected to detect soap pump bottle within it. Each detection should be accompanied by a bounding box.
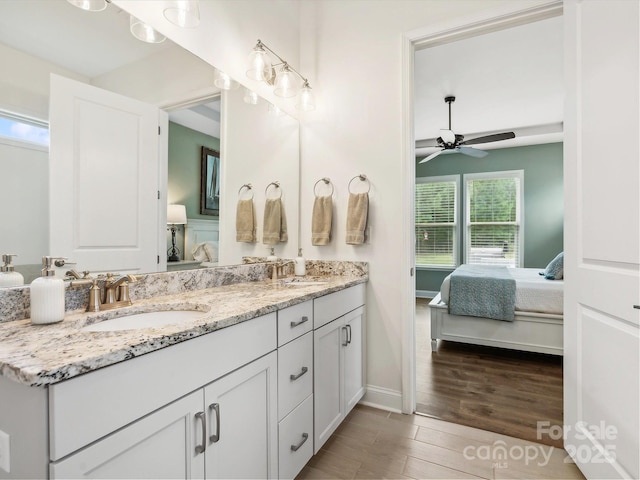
[295,248,306,276]
[30,256,66,325]
[0,254,24,287]
[266,247,277,262]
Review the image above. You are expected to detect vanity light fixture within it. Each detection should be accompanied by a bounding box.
[214,69,239,91]
[130,15,166,44]
[246,39,316,111]
[243,88,260,105]
[167,204,187,262]
[66,0,107,12]
[163,0,200,28]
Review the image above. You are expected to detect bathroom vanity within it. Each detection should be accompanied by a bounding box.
[0,262,367,479]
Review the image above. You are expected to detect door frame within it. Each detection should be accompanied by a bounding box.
[400,0,564,414]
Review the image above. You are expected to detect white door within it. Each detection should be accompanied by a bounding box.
[343,306,365,413]
[564,2,640,479]
[204,352,278,479]
[49,74,166,274]
[50,390,205,479]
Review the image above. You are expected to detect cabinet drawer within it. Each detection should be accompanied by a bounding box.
[277,300,313,346]
[313,283,365,329]
[278,394,313,480]
[277,332,313,420]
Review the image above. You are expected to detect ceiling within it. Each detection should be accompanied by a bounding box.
[414,15,563,157]
[0,0,220,137]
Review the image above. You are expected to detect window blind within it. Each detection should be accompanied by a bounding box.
[415,179,457,267]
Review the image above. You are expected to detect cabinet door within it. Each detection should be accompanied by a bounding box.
[313,318,345,453]
[204,352,278,479]
[50,391,205,479]
[343,306,365,414]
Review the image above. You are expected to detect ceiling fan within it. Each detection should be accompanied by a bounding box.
[418,96,515,164]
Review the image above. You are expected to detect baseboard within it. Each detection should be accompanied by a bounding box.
[359,385,403,413]
[416,290,437,299]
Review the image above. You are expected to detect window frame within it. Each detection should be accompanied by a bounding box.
[415,174,460,270]
[0,110,50,150]
[463,170,524,267]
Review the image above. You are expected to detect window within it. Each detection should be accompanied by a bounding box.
[415,175,459,268]
[464,171,523,267]
[0,111,49,147]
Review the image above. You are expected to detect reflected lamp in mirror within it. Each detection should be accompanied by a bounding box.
[243,88,260,105]
[167,204,187,262]
[163,0,200,28]
[214,69,239,91]
[66,0,107,12]
[130,15,166,44]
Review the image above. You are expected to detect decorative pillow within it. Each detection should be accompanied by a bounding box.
[541,252,564,280]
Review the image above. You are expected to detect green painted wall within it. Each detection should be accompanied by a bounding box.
[416,142,563,294]
[167,121,221,219]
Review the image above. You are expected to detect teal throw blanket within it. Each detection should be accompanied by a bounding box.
[448,265,516,321]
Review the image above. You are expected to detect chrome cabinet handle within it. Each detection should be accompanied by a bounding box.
[290,366,308,381]
[290,433,309,452]
[195,412,206,454]
[342,326,348,346]
[634,305,640,309]
[346,324,352,345]
[209,403,220,443]
[290,316,309,328]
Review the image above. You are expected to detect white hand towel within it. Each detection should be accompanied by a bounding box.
[263,198,288,244]
[312,195,333,245]
[346,192,368,245]
[236,199,256,243]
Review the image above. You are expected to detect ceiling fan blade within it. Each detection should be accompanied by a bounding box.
[418,149,444,164]
[460,132,515,146]
[457,146,488,158]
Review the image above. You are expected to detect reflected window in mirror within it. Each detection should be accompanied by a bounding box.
[0,111,49,147]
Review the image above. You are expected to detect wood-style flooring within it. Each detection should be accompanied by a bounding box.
[297,404,584,479]
[415,298,564,449]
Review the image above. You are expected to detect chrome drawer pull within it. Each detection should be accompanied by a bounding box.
[290,433,309,452]
[634,305,640,309]
[290,316,309,328]
[290,366,308,381]
[342,326,348,346]
[346,324,352,345]
[195,412,206,454]
[209,403,220,443]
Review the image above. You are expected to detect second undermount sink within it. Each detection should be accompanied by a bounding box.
[82,307,210,332]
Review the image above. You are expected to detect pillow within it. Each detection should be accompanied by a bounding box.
[541,252,564,280]
[192,241,219,262]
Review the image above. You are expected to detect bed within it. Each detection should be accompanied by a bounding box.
[428,266,563,355]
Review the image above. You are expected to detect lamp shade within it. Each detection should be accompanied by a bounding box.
[243,88,260,105]
[167,204,187,225]
[130,15,166,44]
[273,65,298,98]
[163,0,200,28]
[214,70,239,90]
[67,0,107,12]
[246,47,273,82]
[297,83,316,111]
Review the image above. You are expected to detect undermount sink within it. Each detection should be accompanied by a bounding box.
[82,307,209,332]
[280,277,328,286]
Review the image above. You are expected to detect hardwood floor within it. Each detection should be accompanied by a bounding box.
[297,405,584,479]
[415,298,564,449]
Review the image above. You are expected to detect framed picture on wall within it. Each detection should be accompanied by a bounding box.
[200,146,221,216]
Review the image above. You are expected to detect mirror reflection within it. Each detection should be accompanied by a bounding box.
[0,0,300,284]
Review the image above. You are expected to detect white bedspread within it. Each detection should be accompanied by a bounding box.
[440,267,563,315]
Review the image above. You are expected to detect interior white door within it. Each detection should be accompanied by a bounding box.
[49,74,165,274]
[564,2,640,479]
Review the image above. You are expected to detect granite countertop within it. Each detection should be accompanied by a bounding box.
[0,275,367,387]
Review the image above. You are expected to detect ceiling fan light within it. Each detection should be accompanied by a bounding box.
[163,0,200,28]
[130,15,166,44]
[246,46,273,83]
[214,70,239,90]
[440,129,456,144]
[273,65,298,98]
[243,88,260,105]
[66,0,107,12]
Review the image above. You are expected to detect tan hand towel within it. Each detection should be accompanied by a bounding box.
[263,198,288,244]
[236,199,256,243]
[312,195,333,245]
[346,192,368,245]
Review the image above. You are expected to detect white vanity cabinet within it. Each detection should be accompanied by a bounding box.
[312,284,366,453]
[49,313,278,479]
[276,301,314,479]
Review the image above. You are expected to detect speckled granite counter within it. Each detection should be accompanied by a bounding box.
[0,273,367,387]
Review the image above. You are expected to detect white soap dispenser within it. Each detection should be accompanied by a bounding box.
[0,254,25,287]
[294,248,306,276]
[30,256,66,325]
[266,247,277,262]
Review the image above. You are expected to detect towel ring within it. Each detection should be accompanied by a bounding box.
[313,177,334,197]
[348,174,371,194]
[238,183,254,199]
[265,181,283,199]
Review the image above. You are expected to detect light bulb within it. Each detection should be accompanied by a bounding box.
[246,46,273,82]
[163,0,200,28]
[273,65,298,98]
[297,83,316,111]
[130,15,166,44]
[243,88,260,105]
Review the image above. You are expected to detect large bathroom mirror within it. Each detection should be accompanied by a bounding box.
[0,0,300,284]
